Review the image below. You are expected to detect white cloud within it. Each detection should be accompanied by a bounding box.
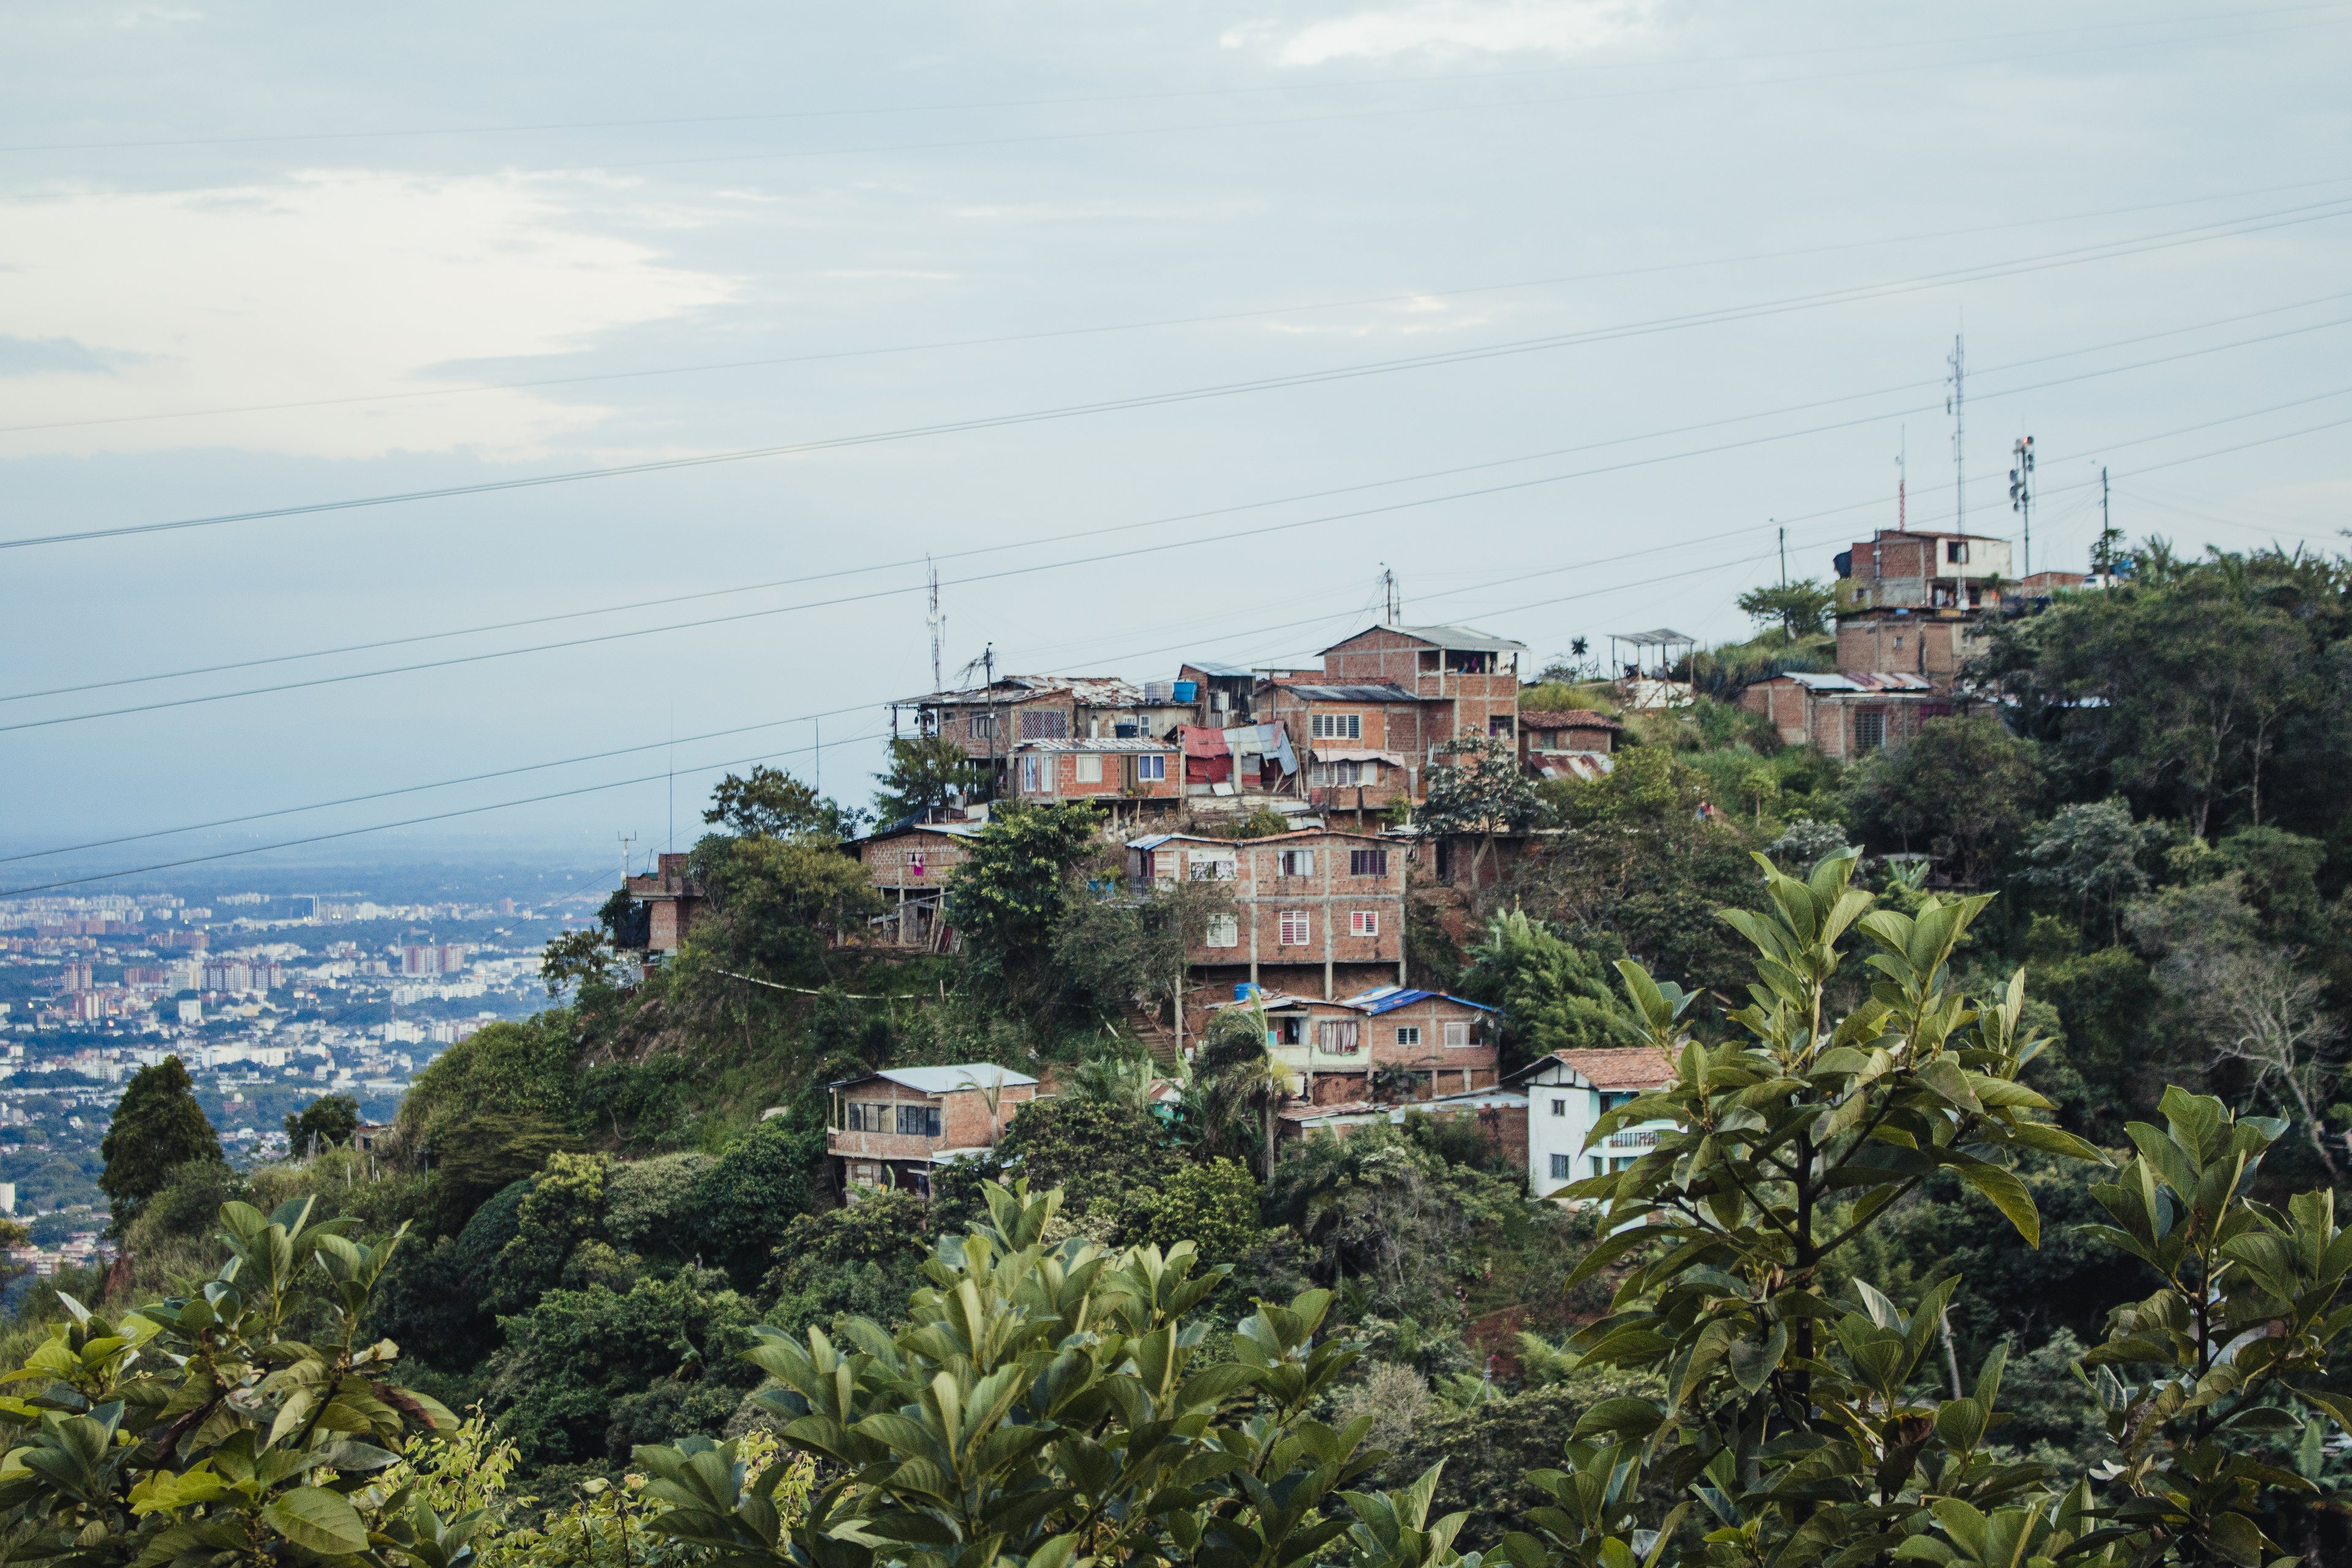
[0,172,737,459]
[1226,1,1655,66]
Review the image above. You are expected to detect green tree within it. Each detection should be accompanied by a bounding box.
[1419,734,1548,888]
[763,1186,933,1331]
[1841,714,2042,884]
[540,926,624,1000]
[690,833,881,981]
[872,734,982,823]
[704,763,865,840]
[1112,1156,1263,1264]
[944,800,1105,1009]
[638,1181,1414,1568]
[97,1055,222,1231]
[0,1197,461,1567]
[284,1092,361,1159]
[1458,908,1640,1068]
[2021,797,2157,941]
[693,1109,827,1290]
[1735,578,1834,640]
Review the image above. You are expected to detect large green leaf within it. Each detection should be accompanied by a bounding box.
[261,1485,370,1555]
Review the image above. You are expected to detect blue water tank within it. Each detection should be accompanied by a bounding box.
[1234,982,1261,1001]
[1172,680,1199,702]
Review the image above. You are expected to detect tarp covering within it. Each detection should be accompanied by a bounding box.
[1179,725,1231,784]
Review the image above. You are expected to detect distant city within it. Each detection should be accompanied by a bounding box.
[0,869,605,1276]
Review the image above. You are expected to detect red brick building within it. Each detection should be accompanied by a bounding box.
[1127,828,1407,1020]
[1213,984,1500,1103]
[825,1064,1041,1197]
[849,823,982,949]
[1741,671,1942,762]
[894,676,1193,793]
[620,853,709,959]
[1832,529,2014,692]
[1256,680,1428,813]
[1517,709,1621,781]
[1317,623,1527,747]
[1006,737,1183,814]
[1278,1087,1528,1168]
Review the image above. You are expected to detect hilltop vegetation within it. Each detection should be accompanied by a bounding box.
[7,540,2351,1564]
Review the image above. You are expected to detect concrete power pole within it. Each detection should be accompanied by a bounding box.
[2009,435,2035,578]
[1945,335,1966,531]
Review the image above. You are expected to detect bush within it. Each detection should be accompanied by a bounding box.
[1112,1157,1261,1262]
[761,1187,932,1332]
[693,1111,826,1289]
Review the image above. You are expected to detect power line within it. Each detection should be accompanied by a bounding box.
[12,192,2351,556]
[12,4,2335,156]
[12,301,2347,722]
[10,401,2343,887]
[13,176,2348,441]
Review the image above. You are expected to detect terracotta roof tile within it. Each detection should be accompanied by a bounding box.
[1549,1047,1676,1090]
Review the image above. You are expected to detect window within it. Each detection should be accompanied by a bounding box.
[1947,539,1969,564]
[1854,709,1887,753]
[903,848,928,869]
[1444,1020,1472,1048]
[1310,760,1362,786]
[1205,914,1238,948]
[1020,753,1043,792]
[1394,1025,1422,1047]
[897,1104,942,1138]
[1278,910,1310,946]
[1074,753,1103,783]
[846,1101,895,1133]
[1273,1016,1305,1045]
[1018,709,1068,739]
[1550,1096,1567,1118]
[1136,753,1166,781]
[967,712,996,738]
[1351,910,1380,937]
[1188,851,1236,880]
[1311,712,1362,740]
[1152,850,1180,886]
[1591,1156,1605,1177]
[1349,849,1389,876]
[1550,1153,1572,1180]
[1277,848,1315,878]
[1316,1019,1360,1054]
[1488,715,1515,737]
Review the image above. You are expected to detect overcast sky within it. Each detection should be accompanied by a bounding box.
[3,1,2348,886]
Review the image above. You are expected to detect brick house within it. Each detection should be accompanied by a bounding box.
[894,676,1191,794]
[1006,737,1183,814]
[619,853,709,960]
[1212,984,1499,1103]
[1741,671,1943,762]
[1127,828,1406,1021]
[849,823,982,949]
[1513,1047,1678,1201]
[1278,1087,1528,1167]
[826,1063,1041,1197]
[1832,529,2013,692]
[1255,679,1429,815]
[1517,710,1621,781]
[1317,623,1527,747]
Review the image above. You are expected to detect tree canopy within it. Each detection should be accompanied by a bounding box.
[97,1055,222,1229]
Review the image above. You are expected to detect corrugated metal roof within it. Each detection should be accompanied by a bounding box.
[1336,985,1498,1015]
[899,674,1143,706]
[1776,671,1936,693]
[1182,659,1254,678]
[1531,752,1616,781]
[872,1064,1039,1093]
[1321,622,1528,654]
[1012,737,1174,752]
[1275,682,1426,703]
[851,822,985,846]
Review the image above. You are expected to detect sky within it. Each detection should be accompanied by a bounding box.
[2,1,2348,888]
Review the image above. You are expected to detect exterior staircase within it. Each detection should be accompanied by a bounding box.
[1123,999,1183,1067]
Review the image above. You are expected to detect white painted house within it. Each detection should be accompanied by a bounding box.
[1510,1047,1678,1200]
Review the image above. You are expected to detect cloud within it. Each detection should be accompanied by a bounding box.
[1226,1,1656,66]
[0,172,737,460]
[113,6,203,27]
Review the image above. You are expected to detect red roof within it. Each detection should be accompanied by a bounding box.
[1179,725,1229,758]
[1549,1047,1676,1090]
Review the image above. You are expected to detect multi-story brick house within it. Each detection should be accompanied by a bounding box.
[1317,623,1527,747]
[848,823,982,949]
[894,676,1191,793]
[1280,1087,1528,1169]
[1832,529,2013,691]
[1127,829,1406,1024]
[825,1063,1040,1197]
[1740,671,1943,762]
[1256,680,1428,813]
[1213,984,1499,1103]
[619,853,709,961]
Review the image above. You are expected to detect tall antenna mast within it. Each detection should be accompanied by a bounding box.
[618,831,636,889]
[1945,334,1966,530]
[2008,435,2035,578]
[1897,427,1907,532]
[926,556,943,693]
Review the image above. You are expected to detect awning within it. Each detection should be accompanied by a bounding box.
[1311,747,1404,766]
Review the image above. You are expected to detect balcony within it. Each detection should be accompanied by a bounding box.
[828,1127,940,1162]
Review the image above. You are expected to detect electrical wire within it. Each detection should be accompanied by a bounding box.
[15,282,2351,710]
[14,175,2350,441]
[12,191,2352,556]
[10,311,2348,731]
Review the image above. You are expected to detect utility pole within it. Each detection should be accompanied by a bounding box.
[617,832,635,889]
[1378,564,1399,624]
[1945,335,1966,530]
[926,556,943,693]
[982,643,998,801]
[813,716,821,796]
[1896,427,1907,532]
[2092,464,2122,578]
[2009,435,2035,577]
[1776,521,1786,586]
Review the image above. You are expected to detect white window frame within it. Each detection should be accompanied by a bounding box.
[1136,753,1166,781]
[1204,914,1239,949]
[1277,848,1315,878]
[1311,712,1363,740]
[1020,753,1042,793]
[1074,753,1104,783]
[1278,910,1310,947]
[1443,1020,1472,1047]
[1351,910,1379,937]
[1188,851,1237,880]
[1394,1025,1421,1047]
[1551,1153,1572,1179]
